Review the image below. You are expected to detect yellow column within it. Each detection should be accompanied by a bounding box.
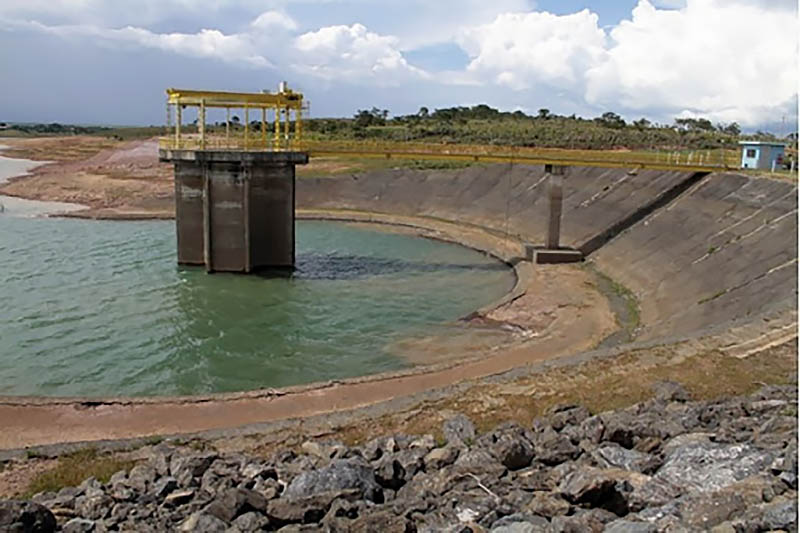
[261,108,266,148]
[175,105,182,148]
[284,107,290,147]
[199,99,205,150]
[274,106,281,150]
[244,106,249,149]
[295,106,302,147]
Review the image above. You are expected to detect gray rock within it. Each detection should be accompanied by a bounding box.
[150,476,178,498]
[300,440,346,461]
[604,519,657,533]
[524,492,570,518]
[360,436,398,462]
[453,448,506,478]
[205,488,267,523]
[164,489,195,507]
[340,508,409,533]
[409,434,436,451]
[753,498,798,530]
[374,457,406,491]
[655,440,775,493]
[109,484,135,502]
[284,458,381,502]
[578,415,605,444]
[493,432,534,470]
[170,453,218,487]
[490,513,550,532]
[229,511,270,531]
[424,446,459,470]
[62,518,95,533]
[550,508,617,532]
[651,381,690,403]
[240,462,276,482]
[443,414,476,445]
[108,470,127,486]
[74,492,112,521]
[0,500,57,533]
[547,404,591,431]
[267,490,359,526]
[676,490,748,530]
[109,503,131,523]
[125,465,156,493]
[592,443,659,473]
[533,430,579,466]
[558,468,636,516]
[179,511,228,532]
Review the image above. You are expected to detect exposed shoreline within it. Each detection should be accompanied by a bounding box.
[0,135,794,457]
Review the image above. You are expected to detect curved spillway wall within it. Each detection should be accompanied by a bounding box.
[298,166,797,343]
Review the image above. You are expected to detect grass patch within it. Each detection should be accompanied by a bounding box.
[23,449,136,498]
[583,264,640,338]
[698,289,727,305]
[300,338,796,447]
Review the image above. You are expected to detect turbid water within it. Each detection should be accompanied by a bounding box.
[0,151,85,217]
[0,212,514,397]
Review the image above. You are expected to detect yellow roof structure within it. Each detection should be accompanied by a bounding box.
[166,88,303,109]
[164,85,304,151]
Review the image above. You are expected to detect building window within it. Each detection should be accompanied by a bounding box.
[746,149,757,158]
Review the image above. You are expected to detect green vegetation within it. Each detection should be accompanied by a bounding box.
[0,123,164,140]
[23,448,136,498]
[584,264,640,338]
[304,104,794,154]
[3,104,796,167]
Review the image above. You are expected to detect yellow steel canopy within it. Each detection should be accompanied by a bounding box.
[166,88,303,109]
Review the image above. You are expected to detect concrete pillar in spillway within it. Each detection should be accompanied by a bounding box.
[524,163,583,265]
[159,149,309,273]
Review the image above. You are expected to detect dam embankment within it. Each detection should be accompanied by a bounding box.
[0,156,796,450]
[297,165,798,344]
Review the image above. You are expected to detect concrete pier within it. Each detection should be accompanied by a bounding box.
[159,149,308,272]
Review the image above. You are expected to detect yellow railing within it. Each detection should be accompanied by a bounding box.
[158,135,737,171]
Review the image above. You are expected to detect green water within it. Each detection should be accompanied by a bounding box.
[0,218,514,397]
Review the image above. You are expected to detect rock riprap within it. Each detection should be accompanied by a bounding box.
[3,383,796,532]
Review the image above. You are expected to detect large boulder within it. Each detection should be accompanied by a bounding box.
[654,437,775,493]
[284,458,382,503]
[0,500,57,533]
[443,414,476,445]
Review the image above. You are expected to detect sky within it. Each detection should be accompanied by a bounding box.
[0,0,797,132]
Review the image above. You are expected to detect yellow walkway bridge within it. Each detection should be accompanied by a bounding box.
[160,87,736,173]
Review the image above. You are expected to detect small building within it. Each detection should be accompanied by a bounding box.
[739,141,786,170]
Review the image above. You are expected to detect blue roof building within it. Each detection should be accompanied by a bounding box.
[739,141,786,170]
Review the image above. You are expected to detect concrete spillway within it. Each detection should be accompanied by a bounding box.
[298,165,797,343]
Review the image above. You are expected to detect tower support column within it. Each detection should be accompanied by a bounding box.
[160,149,308,272]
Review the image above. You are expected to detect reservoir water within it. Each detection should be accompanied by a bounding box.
[0,193,514,397]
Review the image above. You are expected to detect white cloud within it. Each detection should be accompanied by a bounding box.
[251,11,297,32]
[18,19,271,67]
[293,24,427,83]
[585,0,798,126]
[1,0,795,127]
[457,9,606,90]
